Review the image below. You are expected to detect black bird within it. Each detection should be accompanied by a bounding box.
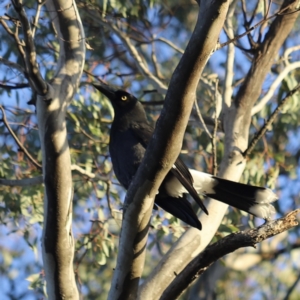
[93,83,277,230]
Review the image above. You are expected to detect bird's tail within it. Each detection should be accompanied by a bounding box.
[190,170,277,219]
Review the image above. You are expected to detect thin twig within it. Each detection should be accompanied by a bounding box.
[0,164,110,187]
[0,105,42,169]
[212,80,219,176]
[251,61,300,115]
[189,117,223,132]
[284,45,300,62]
[240,0,248,26]
[0,83,29,89]
[222,2,235,108]
[194,100,212,139]
[71,164,110,181]
[0,17,27,64]
[0,56,25,74]
[283,271,300,300]
[218,4,298,50]
[151,40,164,79]
[82,4,167,93]
[244,82,300,157]
[11,0,47,95]
[154,37,184,54]
[242,0,260,48]
[258,0,272,43]
[131,36,185,55]
[78,127,106,144]
[32,0,45,37]
[106,180,113,217]
[265,0,272,18]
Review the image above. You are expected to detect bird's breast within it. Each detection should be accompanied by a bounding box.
[109,130,146,189]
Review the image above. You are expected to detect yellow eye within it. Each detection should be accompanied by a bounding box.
[121,95,127,101]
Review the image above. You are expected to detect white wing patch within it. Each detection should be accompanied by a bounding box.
[164,168,216,197]
[188,169,216,194]
[164,176,188,197]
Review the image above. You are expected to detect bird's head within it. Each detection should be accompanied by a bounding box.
[93,83,138,114]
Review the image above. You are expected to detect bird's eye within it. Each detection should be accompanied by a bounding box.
[121,95,127,101]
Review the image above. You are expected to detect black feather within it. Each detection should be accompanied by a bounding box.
[206,177,266,212]
[155,196,202,230]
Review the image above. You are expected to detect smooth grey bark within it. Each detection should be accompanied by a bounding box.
[108,1,230,299]
[34,0,85,298]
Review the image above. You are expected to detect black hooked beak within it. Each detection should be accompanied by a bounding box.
[93,83,116,101]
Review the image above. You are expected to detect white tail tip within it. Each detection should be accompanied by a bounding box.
[249,203,276,219]
[255,188,278,204]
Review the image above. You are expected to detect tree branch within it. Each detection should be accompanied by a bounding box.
[0,56,26,74]
[161,209,300,300]
[252,60,300,115]
[222,1,235,108]
[31,0,45,38]
[244,82,300,157]
[0,105,42,169]
[139,2,300,298]
[0,165,109,187]
[34,0,85,298]
[194,99,212,139]
[71,164,110,182]
[135,1,230,299]
[283,270,300,300]
[0,83,29,89]
[212,79,219,176]
[222,0,300,157]
[12,0,48,95]
[82,4,168,94]
[283,45,300,62]
[154,37,184,54]
[0,17,27,67]
[218,3,299,50]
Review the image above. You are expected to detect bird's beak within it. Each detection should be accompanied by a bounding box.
[93,83,116,101]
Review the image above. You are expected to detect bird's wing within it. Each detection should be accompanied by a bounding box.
[130,121,154,147]
[131,121,208,215]
[155,195,202,230]
[172,158,208,214]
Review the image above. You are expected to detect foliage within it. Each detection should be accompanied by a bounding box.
[0,0,300,299]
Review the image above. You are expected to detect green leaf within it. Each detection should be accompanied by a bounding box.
[98,252,107,265]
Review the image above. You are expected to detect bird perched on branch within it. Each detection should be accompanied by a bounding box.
[93,83,277,230]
